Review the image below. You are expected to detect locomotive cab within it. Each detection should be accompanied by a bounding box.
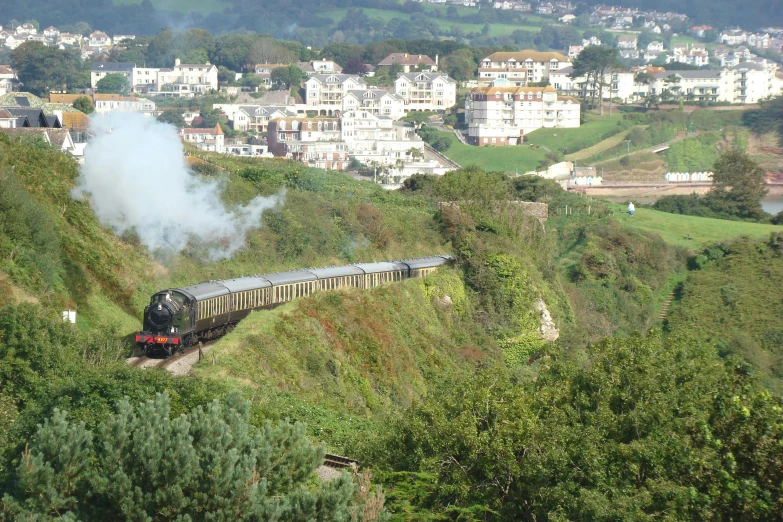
[136,290,193,355]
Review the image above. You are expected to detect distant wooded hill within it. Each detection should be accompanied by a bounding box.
[1,0,779,43]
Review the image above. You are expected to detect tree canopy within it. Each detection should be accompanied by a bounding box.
[10,42,78,96]
[96,73,130,94]
[706,150,768,220]
[1,392,359,521]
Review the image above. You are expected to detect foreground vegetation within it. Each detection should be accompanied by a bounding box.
[1,134,782,520]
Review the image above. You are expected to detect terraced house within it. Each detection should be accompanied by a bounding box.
[478,51,571,86]
[465,85,580,146]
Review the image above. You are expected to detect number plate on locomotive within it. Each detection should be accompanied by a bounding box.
[156,337,169,343]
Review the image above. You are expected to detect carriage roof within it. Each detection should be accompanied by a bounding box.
[352,261,409,274]
[398,256,450,269]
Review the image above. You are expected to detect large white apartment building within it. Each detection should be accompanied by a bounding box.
[394,72,457,111]
[305,74,367,114]
[92,59,218,95]
[343,89,407,119]
[341,109,425,166]
[645,64,781,103]
[477,51,571,86]
[550,67,637,102]
[465,86,581,146]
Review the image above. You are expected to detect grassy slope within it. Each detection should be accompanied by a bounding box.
[113,0,230,14]
[321,7,545,35]
[667,237,783,393]
[193,269,495,450]
[565,125,648,161]
[526,113,625,153]
[1,138,446,338]
[437,130,547,173]
[607,203,783,248]
[438,113,627,173]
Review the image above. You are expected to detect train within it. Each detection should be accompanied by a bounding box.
[136,255,452,356]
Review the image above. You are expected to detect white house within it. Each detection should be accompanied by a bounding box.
[478,51,571,86]
[113,34,136,45]
[394,72,457,111]
[180,125,225,153]
[89,31,111,47]
[464,86,581,145]
[93,94,157,115]
[342,89,407,120]
[16,23,36,34]
[550,67,637,102]
[305,74,367,114]
[91,62,135,89]
[378,53,438,73]
[721,29,749,45]
[43,26,59,39]
[298,60,343,76]
[617,35,638,50]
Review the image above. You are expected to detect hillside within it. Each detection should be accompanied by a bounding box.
[2,133,783,519]
[666,235,783,393]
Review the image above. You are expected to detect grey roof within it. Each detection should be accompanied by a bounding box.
[1,108,49,127]
[399,256,450,270]
[15,96,30,106]
[263,271,318,285]
[397,72,456,83]
[652,70,722,79]
[178,281,229,300]
[307,266,365,279]
[346,89,403,100]
[309,74,366,85]
[219,276,272,292]
[91,61,135,72]
[353,262,409,274]
[729,63,766,71]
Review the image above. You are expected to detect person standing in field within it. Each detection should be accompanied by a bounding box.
[628,202,635,216]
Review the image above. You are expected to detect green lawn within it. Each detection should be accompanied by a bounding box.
[113,0,229,13]
[436,114,632,173]
[322,8,545,36]
[437,131,547,173]
[565,125,647,161]
[608,204,783,248]
[526,113,626,154]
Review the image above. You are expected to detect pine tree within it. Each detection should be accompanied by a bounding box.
[1,392,361,521]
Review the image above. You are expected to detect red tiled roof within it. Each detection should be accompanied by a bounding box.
[378,53,436,66]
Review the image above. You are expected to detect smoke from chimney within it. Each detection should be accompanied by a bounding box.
[71,112,284,262]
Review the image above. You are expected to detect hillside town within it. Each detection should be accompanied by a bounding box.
[0,5,782,187]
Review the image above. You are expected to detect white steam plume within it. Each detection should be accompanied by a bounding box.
[72,112,283,261]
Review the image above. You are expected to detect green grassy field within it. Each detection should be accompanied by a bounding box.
[437,131,547,173]
[526,113,626,154]
[565,125,648,161]
[113,0,230,14]
[608,203,783,248]
[321,7,545,35]
[436,114,632,173]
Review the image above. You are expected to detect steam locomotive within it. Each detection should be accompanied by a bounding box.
[136,256,451,356]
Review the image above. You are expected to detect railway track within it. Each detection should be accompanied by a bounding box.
[126,343,214,372]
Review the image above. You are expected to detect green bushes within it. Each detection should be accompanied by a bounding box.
[668,237,783,393]
[366,333,783,521]
[663,132,720,172]
[0,173,62,292]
